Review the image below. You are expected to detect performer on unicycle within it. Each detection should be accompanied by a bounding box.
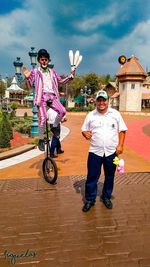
[23,49,74,151]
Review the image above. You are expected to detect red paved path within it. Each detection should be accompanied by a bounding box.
[125,119,150,161]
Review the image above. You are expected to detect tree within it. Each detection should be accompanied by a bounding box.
[83,73,100,94]
[0,112,13,148]
[0,80,5,99]
[62,76,85,98]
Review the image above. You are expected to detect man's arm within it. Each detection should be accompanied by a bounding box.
[116,131,126,155]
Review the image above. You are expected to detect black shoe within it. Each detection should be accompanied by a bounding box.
[101,198,113,209]
[57,150,64,154]
[38,139,45,151]
[82,202,95,212]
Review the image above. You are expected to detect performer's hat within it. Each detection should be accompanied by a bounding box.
[37,49,50,61]
[96,90,109,100]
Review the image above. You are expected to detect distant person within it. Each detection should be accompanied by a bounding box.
[81,90,127,212]
[23,48,74,151]
[47,108,65,158]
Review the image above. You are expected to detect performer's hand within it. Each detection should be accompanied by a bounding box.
[23,65,30,78]
[70,68,75,76]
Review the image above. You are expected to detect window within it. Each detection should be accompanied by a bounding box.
[122,84,125,90]
[131,83,135,89]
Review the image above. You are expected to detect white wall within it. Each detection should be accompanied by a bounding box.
[119,81,142,111]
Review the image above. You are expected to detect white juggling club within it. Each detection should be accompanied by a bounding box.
[75,55,83,69]
[69,50,83,71]
[69,50,74,67]
[74,50,80,67]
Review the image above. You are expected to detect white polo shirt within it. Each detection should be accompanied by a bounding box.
[47,108,57,124]
[81,108,127,157]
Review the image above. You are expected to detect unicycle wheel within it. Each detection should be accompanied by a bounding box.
[42,157,58,184]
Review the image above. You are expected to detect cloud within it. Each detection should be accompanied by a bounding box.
[75,3,119,32]
[94,18,150,75]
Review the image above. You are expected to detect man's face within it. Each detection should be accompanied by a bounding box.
[96,97,109,113]
[39,56,49,69]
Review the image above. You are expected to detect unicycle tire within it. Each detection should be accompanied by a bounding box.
[42,157,58,184]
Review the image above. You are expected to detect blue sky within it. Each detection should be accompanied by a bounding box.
[0,0,150,78]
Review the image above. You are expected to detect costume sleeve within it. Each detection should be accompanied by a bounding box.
[53,69,72,85]
[26,69,35,87]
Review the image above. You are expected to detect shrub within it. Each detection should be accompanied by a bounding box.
[12,117,32,135]
[24,112,28,118]
[10,102,18,117]
[10,102,18,110]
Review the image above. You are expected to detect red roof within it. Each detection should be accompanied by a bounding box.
[116,55,147,78]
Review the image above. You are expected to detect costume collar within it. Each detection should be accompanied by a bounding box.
[41,68,49,73]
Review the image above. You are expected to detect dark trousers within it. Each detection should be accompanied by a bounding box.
[85,152,116,203]
[50,124,61,157]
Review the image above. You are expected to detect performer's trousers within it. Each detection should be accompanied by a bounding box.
[38,92,66,139]
[85,152,117,203]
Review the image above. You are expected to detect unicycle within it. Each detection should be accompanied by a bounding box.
[42,102,58,184]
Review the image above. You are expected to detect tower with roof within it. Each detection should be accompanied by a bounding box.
[116,55,147,111]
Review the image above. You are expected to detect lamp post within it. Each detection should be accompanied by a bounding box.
[28,47,39,137]
[13,57,23,83]
[13,48,39,137]
[80,85,91,109]
[1,77,9,111]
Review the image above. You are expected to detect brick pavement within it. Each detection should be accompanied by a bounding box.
[0,173,150,267]
[0,112,150,266]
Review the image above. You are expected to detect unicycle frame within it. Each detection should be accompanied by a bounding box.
[42,101,58,184]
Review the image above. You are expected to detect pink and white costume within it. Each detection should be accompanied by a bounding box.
[27,67,71,132]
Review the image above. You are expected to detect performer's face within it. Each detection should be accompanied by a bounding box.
[39,56,49,69]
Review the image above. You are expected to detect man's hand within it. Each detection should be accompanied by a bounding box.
[116,131,126,155]
[61,117,67,123]
[22,66,30,78]
[82,131,92,140]
[116,145,123,155]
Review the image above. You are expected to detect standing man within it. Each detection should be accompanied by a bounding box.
[23,49,74,151]
[81,90,127,212]
[47,107,65,158]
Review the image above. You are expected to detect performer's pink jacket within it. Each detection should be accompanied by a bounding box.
[27,67,71,106]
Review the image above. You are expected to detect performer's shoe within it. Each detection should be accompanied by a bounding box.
[38,139,45,151]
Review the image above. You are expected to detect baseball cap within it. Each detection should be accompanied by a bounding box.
[96,90,109,100]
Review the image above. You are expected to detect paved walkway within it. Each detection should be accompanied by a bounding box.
[0,126,70,169]
[0,112,150,267]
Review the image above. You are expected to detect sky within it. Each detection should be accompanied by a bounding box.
[0,0,150,79]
